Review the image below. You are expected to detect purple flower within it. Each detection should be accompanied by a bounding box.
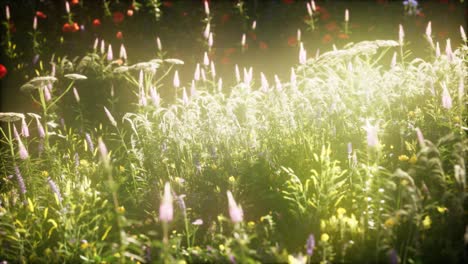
[227,191,243,223]
[98,138,109,166]
[36,119,45,138]
[14,166,27,195]
[388,249,398,264]
[159,182,173,223]
[441,83,452,109]
[21,118,29,138]
[47,177,62,203]
[85,133,94,153]
[306,234,315,256]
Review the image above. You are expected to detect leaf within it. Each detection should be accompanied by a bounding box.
[101,226,112,241]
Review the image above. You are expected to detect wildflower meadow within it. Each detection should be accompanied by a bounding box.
[0,0,466,263]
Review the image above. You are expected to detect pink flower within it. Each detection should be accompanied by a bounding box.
[227,191,243,223]
[159,182,173,223]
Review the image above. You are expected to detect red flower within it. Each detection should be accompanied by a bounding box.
[71,0,79,5]
[322,34,333,44]
[282,0,294,4]
[287,36,298,47]
[63,22,79,33]
[36,11,47,19]
[338,33,349,39]
[92,19,101,27]
[0,64,7,79]
[127,9,134,16]
[62,23,72,32]
[116,31,123,39]
[113,12,125,24]
[259,41,268,50]
[162,1,173,7]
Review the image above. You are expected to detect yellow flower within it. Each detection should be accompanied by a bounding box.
[80,159,89,167]
[219,244,225,251]
[41,171,49,177]
[320,233,330,242]
[422,215,431,229]
[80,240,89,249]
[409,154,417,164]
[117,206,125,214]
[408,111,415,118]
[400,179,409,186]
[337,207,346,217]
[228,176,236,183]
[437,206,448,214]
[453,116,460,122]
[384,218,396,228]
[398,155,409,161]
[248,221,255,228]
[119,166,125,172]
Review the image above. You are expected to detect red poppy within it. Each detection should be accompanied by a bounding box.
[325,21,338,32]
[322,34,333,44]
[36,11,47,19]
[259,41,268,50]
[162,1,173,7]
[113,12,125,24]
[116,31,123,39]
[127,9,134,16]
[71,0,79,5]
[0,64,7,79]
[92,19,101,27]
[63,22,79,33]
[338,33,349,39]
[282,0,294,4]
[287,36,298,47]
[62,23,72,32]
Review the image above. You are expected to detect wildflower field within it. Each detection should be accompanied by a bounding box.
[0,0,467,263]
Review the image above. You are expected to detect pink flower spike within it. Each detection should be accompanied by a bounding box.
[203,23,210,39]
[217,78,223,93]
[21,118,29,138]
[65,1,70,14]
[98,137,109,165]
[107,44,113,61]
[13,124,20,141]
[149,86,160,107]
[299,42,307,65]
[227,191,243,223]
[73,87,80,103]
[445,39,452,61]
[290,68,297,89]
[415,127,426,148]
[435,42,440,57]
[461,26,467,42]
[210,61,216,79]
[251,20,257,30]
[398,24,404,45]
[241,33,246,47]
[103,106,117,127]
[33,16,37,30]
[297,29,302,42]
[36,119,45,138]
[204,0,210,16]
[173,70,180,88]
[119,44,127,60]
[44,85,52,101]
[260,72,269,92]
[203,52,210,66]
[345,9,349,22]
[306,3,313,17]
[182,88,189,105]
[441,83,452,109]
[159,182,173,223]
[235,64,241,83]
[18,138,29,160]
[156,37,162,51]
[194,63,200,81]
[5,5,10,20]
